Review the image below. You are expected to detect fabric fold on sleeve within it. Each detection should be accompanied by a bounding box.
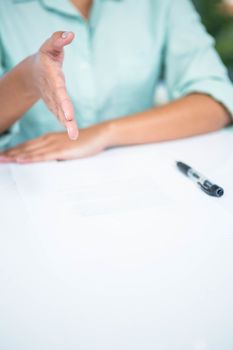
[164,0,233,118]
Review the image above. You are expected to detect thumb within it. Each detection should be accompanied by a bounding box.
[40,31,75,56]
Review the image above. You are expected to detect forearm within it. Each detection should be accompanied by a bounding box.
[0,55,38,133]
[106,94,232,147]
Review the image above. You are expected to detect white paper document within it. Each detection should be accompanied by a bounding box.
[1,132,233,350]
[10,146,174,219]
[9,130,233,222]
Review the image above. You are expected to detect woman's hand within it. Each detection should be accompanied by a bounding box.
[0,31,79,137]
[31,31,79,140]
[0,123,112,164]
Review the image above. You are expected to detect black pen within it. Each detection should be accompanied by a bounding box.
[176,161,224,197]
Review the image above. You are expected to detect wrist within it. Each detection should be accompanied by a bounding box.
[101,120,119,149]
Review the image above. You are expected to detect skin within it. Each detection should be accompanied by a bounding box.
[0,31,78,140]
[0,0,231,164]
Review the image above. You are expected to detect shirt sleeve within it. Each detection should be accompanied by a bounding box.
[0,35,18,151]
[164,0,233,118]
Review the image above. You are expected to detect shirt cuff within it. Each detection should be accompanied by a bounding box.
[175,78,233,118]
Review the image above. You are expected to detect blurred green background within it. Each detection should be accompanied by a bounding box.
[193,0,233,79]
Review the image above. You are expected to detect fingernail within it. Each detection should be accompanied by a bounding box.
[64,110,70,121]
[61,31,69,39]
[67,126,78,140]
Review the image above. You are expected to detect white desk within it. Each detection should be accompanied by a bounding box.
[0,129,233,350]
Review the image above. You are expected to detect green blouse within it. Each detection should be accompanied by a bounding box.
[0,0,233,148]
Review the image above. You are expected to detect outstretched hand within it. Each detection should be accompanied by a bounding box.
[32,31,79,140]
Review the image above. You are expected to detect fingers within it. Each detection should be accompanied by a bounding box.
[66,120,79,141]
[41,31,75,57]
[0,135,52,163]
[58,91,74,122]
[0,133,69,164]
[56,87,79,140]
[0,156,12,163]
[2,137,48,157]
[16,150,60,164]
[12,143,65,164]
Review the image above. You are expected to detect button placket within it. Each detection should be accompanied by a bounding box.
[77,24,97,123]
